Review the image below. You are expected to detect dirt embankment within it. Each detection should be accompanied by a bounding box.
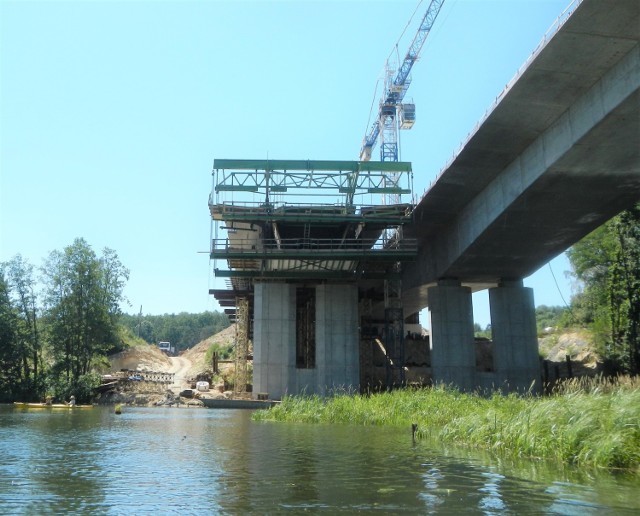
[100,345,182,406]
[180,324,236,379]
[101,325,237,406]
[538,329,599,378]
[107,323,236,380]
[109,344,173,373]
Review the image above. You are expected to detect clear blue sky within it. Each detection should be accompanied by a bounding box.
[1,0,576,326]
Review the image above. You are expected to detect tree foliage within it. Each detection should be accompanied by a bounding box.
[41,238,129,386]
[0,256,44,400]
[1,238,231,402]
[535,305,569,333]
[0,239,131,402]
[119,311,230,352]
[567,203,640,374]
[0,270,21,401]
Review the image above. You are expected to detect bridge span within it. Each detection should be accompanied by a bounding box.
[211,0,639,398]
[399,0,639,391]
[404,0,639,304]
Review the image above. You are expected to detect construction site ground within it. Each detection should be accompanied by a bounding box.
[103,325,237,407]
[102,324,597,406]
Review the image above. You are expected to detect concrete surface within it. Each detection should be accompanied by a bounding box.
[403,0,640,315]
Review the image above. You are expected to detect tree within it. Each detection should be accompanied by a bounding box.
[119,310,230,350]
[567,203,640,374]
[535,305,568,333]
[42,238,129,392]
[0,270,21,401]
[1,256,44,398]
[611,207,640,373]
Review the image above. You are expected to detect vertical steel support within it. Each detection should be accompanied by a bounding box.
[359,297,374,390]
[384,261,404,388]
[234,296,249,395]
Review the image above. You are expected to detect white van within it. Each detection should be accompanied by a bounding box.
[158,341,175,355]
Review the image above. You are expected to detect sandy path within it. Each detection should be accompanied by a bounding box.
[168,356,192,393]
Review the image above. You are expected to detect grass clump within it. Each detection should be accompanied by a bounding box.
[253,380,640,474]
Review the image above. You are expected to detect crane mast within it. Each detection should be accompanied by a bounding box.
[360,0,445,163]
[358,0,445,389]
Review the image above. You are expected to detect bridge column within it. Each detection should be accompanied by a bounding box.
[253,282,296,400]
[427,279,476,391]
[315,284,359,395]
[489,280,540,393]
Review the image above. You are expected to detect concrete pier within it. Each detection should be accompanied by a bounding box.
[428,280,476,391]
[253,282,359,400]
[253,283,296,400]
[315,284,359,396]
[489,280,540,393]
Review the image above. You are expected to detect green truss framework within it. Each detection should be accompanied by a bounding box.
[209,158,416,281]
[212,159,412,205]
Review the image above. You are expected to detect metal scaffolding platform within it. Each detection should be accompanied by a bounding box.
[209,159,418,392]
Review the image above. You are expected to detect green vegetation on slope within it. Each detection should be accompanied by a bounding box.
[254,379,640,474]
[1,239,128,403]
[567,202,640,374]
[120,311,229,352]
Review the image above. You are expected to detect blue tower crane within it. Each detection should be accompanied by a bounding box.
[360,0,445,163]
[358,0,445,390]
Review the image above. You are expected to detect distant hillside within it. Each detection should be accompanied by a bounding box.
[120,311,230,352]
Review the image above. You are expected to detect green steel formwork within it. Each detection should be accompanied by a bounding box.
[209,158,417,396]
[212,159,412,202]
[209,159,416,282]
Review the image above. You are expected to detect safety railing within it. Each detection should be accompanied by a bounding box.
[211,237,418,255]
[420,0,585,201]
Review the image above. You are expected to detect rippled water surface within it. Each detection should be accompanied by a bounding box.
[1,405,638,514]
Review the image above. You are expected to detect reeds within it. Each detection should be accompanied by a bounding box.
[253,378,640,473]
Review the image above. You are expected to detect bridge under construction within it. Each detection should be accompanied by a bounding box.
[208,0,640,400]
[209,159,419,399]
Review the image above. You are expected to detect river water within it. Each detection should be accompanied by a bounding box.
[0,405,638,515]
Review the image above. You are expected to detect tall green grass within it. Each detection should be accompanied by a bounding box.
[253,378,640,474]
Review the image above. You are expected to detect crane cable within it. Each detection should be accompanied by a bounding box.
[387,0,425,64]
[364,78,381,139]
[363,0,425,140]
[548,261,572,310]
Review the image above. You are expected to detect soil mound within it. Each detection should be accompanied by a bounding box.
[182,324,236,378]
[539,331,597,366]
[109,344,172,372]
[539,330,599,379]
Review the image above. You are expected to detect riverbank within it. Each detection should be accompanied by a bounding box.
[253,377,640,474]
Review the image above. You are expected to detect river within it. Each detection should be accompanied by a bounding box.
[1,404,638,514]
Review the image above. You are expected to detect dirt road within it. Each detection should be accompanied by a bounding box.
[169,356,192,393]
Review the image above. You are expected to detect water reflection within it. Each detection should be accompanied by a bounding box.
[478,471,506,512]
[0,405,638,514]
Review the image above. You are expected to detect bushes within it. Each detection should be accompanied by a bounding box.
[205,341,233,363]
[47,372,102,404]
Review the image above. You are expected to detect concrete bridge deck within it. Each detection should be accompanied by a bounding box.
[403,0,640,315]
[212,0,639,397]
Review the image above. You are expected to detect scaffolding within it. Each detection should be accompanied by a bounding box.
[234,296,249,395]
[209,159,418,395]
[384,263,405,388]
